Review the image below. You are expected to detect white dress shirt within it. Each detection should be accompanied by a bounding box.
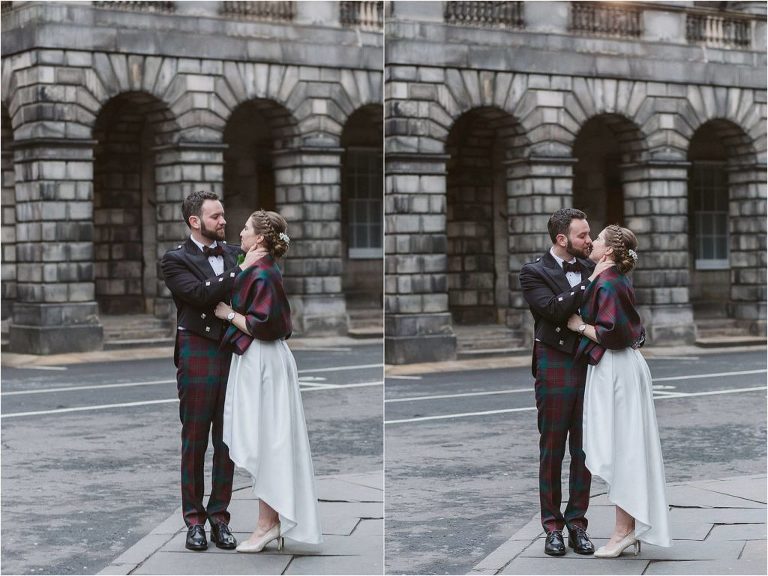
[550,247,582,288]
[190,236,224,276]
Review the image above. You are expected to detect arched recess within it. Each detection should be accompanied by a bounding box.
[687,119,764,327]
[1,105,16,322]
[222,99,299,243]
[92,91,178,315]
[340,104,383,315]
[572,114,647,234]
[445,107,527,326]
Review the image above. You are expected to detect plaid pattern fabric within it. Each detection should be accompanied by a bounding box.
[576,266,645,365]
[176,330,234,527]
[534,341,591,532]
[221,254,292,355]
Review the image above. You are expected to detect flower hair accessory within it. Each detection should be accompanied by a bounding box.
[628,249,638,262]
[279,232,290,245]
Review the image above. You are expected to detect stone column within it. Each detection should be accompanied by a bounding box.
[154,142,226,320]
[9,140,103,354]
[273,147,348,336]
[1,140,16,322]
[385,152,455,364]
[728,164,766,332]
[621,161,696,345]
[506,156,576,345]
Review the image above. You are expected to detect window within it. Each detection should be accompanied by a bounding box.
[344,148,382,258]
[690,162,729,270]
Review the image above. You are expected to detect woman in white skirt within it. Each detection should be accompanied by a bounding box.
[214,210,322,553]
[567,224,671,558]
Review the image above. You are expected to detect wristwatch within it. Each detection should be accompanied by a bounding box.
[226,311,236,323]
[578,323,587,334]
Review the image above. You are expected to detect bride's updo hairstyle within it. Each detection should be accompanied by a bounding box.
[605,224,639,275]
[249,210,290,258]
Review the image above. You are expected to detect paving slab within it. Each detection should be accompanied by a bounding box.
[500,556,650,575]
[708,523,767,541]
[687,477,768,504]
[740,539,768,561]
[131,550,292,575]
[315,476,384,502]
[332,471,383,491]
[643,559,766,575]
[284,554,383,575]
[665,485,765,509]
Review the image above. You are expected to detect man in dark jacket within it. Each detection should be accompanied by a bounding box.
[161,190,260,551]
[519,208,611,557]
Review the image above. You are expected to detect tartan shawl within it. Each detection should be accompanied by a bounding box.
[220,254,292,355]
[576,265,645,366]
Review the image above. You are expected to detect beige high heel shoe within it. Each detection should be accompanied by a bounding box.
[236,523,284,553]
[594,532,640,558]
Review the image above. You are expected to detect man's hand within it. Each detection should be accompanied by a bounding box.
[214,302,233,320]
[588,256,613,282]
[239,245,268,270]
[567,314,583,332]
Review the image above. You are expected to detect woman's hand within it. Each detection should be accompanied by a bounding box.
[214,301,233,320]
[567,314,583,333]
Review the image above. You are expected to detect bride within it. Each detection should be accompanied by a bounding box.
[567,224,671,557]
[214,209,323,552]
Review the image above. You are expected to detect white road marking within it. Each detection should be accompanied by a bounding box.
[11,366,68,371]
[0,381,383,419]
[385,386,767,425]
[387,375,423,380]
[1,379,176,396]
[2,363,383,397]
[653,369,766,382]
[386,388,531,403]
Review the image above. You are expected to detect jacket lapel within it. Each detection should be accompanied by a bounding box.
[540,251,572,294]
[184,237,216,279]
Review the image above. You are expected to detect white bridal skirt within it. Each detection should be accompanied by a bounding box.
[223,338,323,544]
[584,348,671,547]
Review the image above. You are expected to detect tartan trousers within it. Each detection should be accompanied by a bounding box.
[176,330,234,528]
[533,341,591,533]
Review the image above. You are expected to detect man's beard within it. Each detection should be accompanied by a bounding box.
[200,219,225,242]
[566,238,591,259]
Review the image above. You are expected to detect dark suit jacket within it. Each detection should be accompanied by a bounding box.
[161,238,242,363]
[519,250,595,376]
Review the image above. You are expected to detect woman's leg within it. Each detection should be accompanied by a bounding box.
[606,505,635,545]
[243,498,280,543]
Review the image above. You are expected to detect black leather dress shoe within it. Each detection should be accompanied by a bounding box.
[210,522,237,549]
[185,524,208,551]
[544,530,566,556]
[568,526,595,555]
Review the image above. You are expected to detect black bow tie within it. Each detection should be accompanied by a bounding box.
[203,245,224,258]
[563,260,582,274]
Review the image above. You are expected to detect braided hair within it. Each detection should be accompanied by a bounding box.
[249,210,290,258]
[604,224,638,274]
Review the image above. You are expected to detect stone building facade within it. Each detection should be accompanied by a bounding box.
[385,1,766,363]
[1,0,383,354]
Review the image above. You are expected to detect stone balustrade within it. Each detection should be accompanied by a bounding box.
[218,1,295,21]
[92,1,175,13]
[686,10,752,48]
[569,2,642,38]
[444,1,524,29]
[340,1,383,30]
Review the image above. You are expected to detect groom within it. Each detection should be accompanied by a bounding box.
[161,190,259,551]
[519,208,610,557]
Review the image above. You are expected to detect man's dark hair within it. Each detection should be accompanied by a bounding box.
[182,190,220,228]
[547,208,586,243]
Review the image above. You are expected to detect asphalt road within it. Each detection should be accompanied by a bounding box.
[1,342,383,575]
[384,349,767,575]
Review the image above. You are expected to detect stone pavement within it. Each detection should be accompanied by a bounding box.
[471,474,767,575]
[99,471,382,575]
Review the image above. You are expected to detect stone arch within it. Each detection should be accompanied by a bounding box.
[340,104,383,316]
[1,104,16,322]
[92,91,180,316]
[222,98,301,243]
[572,113,647,233]
[686,118,766,329]
[445,106,528,327]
